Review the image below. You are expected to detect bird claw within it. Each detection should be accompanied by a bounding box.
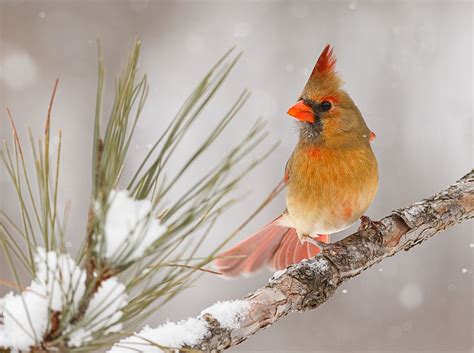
[297,233,309,245]
[298,233,329,249]
[358,215,382,232]
[311,238,330,250]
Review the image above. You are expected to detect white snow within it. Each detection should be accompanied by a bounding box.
[348,0,358,10]
[398,283,423,310]
[270,269,286,282]
[0,289,49,350]
[67,328,91,348]
[108,299,250,352]
[32,247,86,311]
[200,300,249,330]
[0,247,85,351]
[97,190,167,265]
[0,248,130,351]
[108,318,208,353]
[67,277,128,347]
[0,50,38,90]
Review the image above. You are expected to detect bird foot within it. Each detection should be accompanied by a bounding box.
[358,215,383,232]
[297,232,309,245]
[298,233,329,249]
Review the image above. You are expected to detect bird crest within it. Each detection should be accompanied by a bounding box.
[302,44,342,100]
[312,44,337,76]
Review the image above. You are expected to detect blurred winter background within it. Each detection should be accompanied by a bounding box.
[0,0,472,352]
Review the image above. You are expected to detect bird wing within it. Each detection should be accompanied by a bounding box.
[283,151,294,184]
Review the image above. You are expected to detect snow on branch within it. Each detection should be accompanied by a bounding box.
[109,170,473,352]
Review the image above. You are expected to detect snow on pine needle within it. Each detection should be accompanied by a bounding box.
[0,285,49,350]
[0,248,85,350]
[0,247,130,351]
[33,247,86,312]
[66,277,128,347]
[95,189,167,266]
[0,40,273,352]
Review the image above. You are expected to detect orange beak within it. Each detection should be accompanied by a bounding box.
[287,100,314,123]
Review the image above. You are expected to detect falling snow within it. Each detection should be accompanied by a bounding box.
[0,50,38,89]
[348,0,358,10]
[398,283,423,310]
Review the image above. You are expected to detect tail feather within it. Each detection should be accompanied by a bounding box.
[214,218,285,277]
[271,227,294,270]
[215,216,330,277]
[271,232,329,271]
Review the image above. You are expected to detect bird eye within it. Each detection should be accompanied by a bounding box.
[320,101,332,111]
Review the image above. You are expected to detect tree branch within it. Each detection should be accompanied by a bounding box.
[113,170,473,352]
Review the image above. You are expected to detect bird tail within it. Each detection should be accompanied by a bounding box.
[214,216,330,278]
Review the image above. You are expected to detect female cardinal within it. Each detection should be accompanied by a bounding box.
[215,44,378,277]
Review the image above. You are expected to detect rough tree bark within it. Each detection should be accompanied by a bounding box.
[109,170,473,353]
[181,170,474,352]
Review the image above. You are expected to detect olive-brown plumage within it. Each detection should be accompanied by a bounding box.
[215,44,378,277]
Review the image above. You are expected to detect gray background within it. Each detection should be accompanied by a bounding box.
[0,1,472,352]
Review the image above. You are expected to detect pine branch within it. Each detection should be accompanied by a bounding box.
[0,40,277,352]
[111,169,473,352]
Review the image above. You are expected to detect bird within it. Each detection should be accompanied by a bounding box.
[215,44,378,277]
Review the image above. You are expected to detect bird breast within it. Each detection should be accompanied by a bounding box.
[284,144,378,236]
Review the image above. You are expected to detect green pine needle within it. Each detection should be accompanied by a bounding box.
[0,39,281,352]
